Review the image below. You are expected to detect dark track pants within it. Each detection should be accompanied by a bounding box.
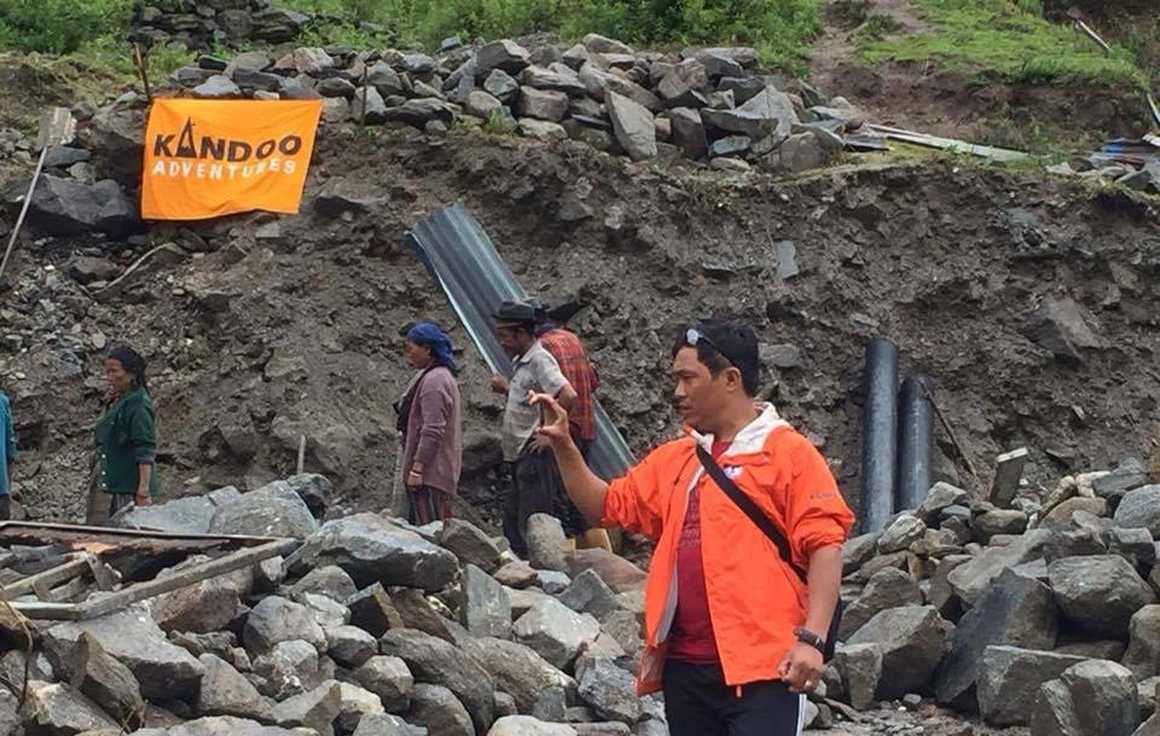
[664,661,805,736]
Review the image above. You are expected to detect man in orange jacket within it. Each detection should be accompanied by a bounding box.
[531,318,854,736]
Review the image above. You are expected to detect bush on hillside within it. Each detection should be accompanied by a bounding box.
[0,0,131,53]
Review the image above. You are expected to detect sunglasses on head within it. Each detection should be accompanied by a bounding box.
[686,326,737,366]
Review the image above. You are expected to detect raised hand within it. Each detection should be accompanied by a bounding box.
[528,391,571,448]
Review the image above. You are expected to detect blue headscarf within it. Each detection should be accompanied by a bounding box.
[407,322,457,373]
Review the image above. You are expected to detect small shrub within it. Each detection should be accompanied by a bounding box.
[0,0,132,54]
[856,14,903,42]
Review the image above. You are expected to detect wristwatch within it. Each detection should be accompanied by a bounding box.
[794,626,826,653]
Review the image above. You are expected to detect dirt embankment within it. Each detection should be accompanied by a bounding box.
[2,123,1158,526]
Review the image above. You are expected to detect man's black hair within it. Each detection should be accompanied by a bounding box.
[671,319,762,397]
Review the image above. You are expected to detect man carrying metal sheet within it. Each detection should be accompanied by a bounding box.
[490,300,580,556]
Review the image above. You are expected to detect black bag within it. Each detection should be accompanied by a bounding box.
[695,444,844,661]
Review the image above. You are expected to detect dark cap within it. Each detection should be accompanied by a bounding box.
[494,300,540,328]
[544,299,586,325]
[692,320,759,371]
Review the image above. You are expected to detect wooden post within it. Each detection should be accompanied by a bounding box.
[132,43,154,101]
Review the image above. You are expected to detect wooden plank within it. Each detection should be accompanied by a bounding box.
[77,539,295,620]
[865,124,1028,163]
[0,557,89,601]
[7,601,86,621]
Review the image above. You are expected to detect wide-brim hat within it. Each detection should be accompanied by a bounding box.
[493,300,540,328]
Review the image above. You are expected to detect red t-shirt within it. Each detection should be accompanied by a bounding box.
[667,440,729,664]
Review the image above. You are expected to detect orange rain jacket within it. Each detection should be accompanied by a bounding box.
[601,404,855,694]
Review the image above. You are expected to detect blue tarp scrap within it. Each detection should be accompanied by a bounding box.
[405,203,635,481]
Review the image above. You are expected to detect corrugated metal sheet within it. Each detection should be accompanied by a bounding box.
[406,204,634,480]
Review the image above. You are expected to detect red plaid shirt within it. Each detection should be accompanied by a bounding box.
[538,328,599,442]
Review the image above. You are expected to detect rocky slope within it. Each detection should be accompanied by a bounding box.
[2,106,1159,525]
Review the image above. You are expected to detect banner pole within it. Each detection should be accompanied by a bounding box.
[132,43,153,102]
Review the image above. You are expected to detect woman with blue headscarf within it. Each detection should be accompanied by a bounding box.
[394,322,462,525]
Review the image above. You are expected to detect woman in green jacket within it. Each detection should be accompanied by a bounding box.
[96,346,159,516]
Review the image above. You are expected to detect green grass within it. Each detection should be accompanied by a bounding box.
[278,0,823,74]
[1,0,825,77]
[860,0,1149,89]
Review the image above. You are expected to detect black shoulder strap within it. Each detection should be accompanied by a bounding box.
[695,444,807,583]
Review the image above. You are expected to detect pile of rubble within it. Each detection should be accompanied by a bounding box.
[2,473,672,736]
[132,0,311,50]
[166,33,861,174]
[832,454,1160,735]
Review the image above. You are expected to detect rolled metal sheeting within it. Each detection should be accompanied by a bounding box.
[406,203,634,480]
[897,374,935,513]
[860,337,898,533]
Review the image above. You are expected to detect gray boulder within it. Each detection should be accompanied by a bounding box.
[272,681,342,736]
[352,87,388,124]
[252,640,321,701]
[42,605,205,702]
[558,569,621,621]
[917,483,970,524]
[21,681,118,736]
[701,86,797,140]
[347,583,403,638]
[934,569,1059,711]
[847,606,953,700]
[489,716,575,735]
[290,513,458,591]
[878,514,927,554]
[461,564,512,639]
[326,625,378,668]
[833,643,883,710]
[353,713,424,736]
[947,529,1052,608]
[407,683,473,736]
[164,716,314,736]
[379,629,494,733]
[1094,459,1150,503]
[460,636,575,714]
[1116,486,1160,537]
[476,40,531,76]
[484,69,520,103]
[607,91,656,162]
[667,108,708,159]
[577,657,642,723]
[521,63,587,97]
[197,654,274,722]
[193,75,242,98]
[210,481,318,539]
[352,656,414,714]
[840,567,923,640]
[1049,555,1156,638]
[0,690,17,736]
[519,87,570,122]
[514,598,602,671]
[243,596,328,654]
[21,176,137,237]
[113,491,239,534]
[1024,296,1106,364]
[334,681,386,733]
[48,631,144,727]
[440,519,503,573]
[657,59,709,108]
[289,566,358,603]
[978,646,1088,727]
[152,557,252,634]
[384,98,456,129]
[298,592,350,630]
[526,514,569,572]
[1032,678,1084,736]
[1060,660,1141,736]
[1125,606,1160,680]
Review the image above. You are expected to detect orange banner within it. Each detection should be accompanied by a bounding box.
[141,99,322,220]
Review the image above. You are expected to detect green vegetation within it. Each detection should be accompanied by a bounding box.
[860,0,1149,89]
[855,13,902,42]
[288,0,823,73]
[1,0,824,76]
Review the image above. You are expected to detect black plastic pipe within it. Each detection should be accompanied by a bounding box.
[897,374,935,513]
[861,337,898,534]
